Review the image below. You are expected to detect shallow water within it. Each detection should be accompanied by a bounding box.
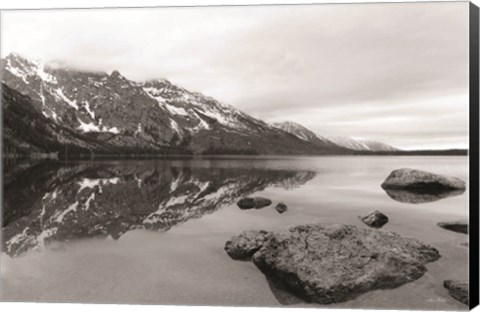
[1,156,469,310]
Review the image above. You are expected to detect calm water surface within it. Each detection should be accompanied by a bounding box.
[1,156,469,309]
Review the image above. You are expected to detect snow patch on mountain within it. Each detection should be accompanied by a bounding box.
[77,118,120,134]
[5,58,31,84]
[77,177,120,193]
[77,119,102,132]
[165,194,190,206]
[199,106,237,127]
[170,119,180,135]
[43,190,58,201]
[84,193,95,211]
[35,228,57,249]
[135,123,142,135]
[56,201,79,223]
[84,101,95,119]
[166,104,189,116]
[55,88,78,110]
[143,87,168,105]
[190,114,211,132]
[35,62,57,84]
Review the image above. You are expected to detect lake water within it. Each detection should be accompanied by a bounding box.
[1,156,469,310]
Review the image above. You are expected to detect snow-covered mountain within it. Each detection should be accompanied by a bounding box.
[328,136,399,152]
[2,53,336,156]
[272,121,399,152]
[2,53,399,156]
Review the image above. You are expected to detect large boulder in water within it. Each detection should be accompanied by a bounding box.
[237,197,272,209]
[437,221,468,234]
[225,223,440,304]
[360,210,389,228]
[444,280,469,305]
[381,169,466,193]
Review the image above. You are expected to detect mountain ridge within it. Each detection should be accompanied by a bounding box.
[1,53,409,156]
[3,53,350,156]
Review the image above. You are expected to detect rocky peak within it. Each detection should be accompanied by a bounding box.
[109,69,123,79]
[143,78,172,88]
[5,52,34,67]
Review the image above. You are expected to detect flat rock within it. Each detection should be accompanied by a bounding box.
[275,202,288,213]
[437,221,468,234]
[237,197,272,209]
[360,210,389,228]
[444,280,469,305]
[381,168,466,192]
[226,223,440,304]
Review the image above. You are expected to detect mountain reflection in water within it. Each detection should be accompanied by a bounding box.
[2,160,316,257]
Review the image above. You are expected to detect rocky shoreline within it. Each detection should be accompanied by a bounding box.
[225,168,469,306]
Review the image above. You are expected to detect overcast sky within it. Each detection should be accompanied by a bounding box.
[1,2,470,150]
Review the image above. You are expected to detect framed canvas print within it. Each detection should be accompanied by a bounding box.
[0,0,479,311]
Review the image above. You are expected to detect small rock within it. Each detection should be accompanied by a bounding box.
[275,202,288,213]
[444,280,469,305]
[226,223,440,304]
[381,168,466,192]
[237,197,272,209]
[360,210,389,228]
[237,198,255,209]
[437,221,468,234]
[254,197,272,209]
[224,230,272,260]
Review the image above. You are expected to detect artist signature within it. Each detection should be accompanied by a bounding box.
[427,297,447,303]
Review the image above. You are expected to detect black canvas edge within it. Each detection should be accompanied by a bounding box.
[470,1,480,310]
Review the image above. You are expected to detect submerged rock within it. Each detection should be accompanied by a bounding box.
[237,197,272,209]
[383,188,465,204]
[225,223,440,304]
[444,280,469,305]
[437,221,468,234]
[360,210,389,228]
[381,169,466,192]
[275,202,288,213]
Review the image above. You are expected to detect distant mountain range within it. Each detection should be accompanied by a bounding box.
[328,136,399,152]
[272,121,398,152]
[2,53,403,157]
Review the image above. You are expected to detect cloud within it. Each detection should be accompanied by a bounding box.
[1,2,469,149]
